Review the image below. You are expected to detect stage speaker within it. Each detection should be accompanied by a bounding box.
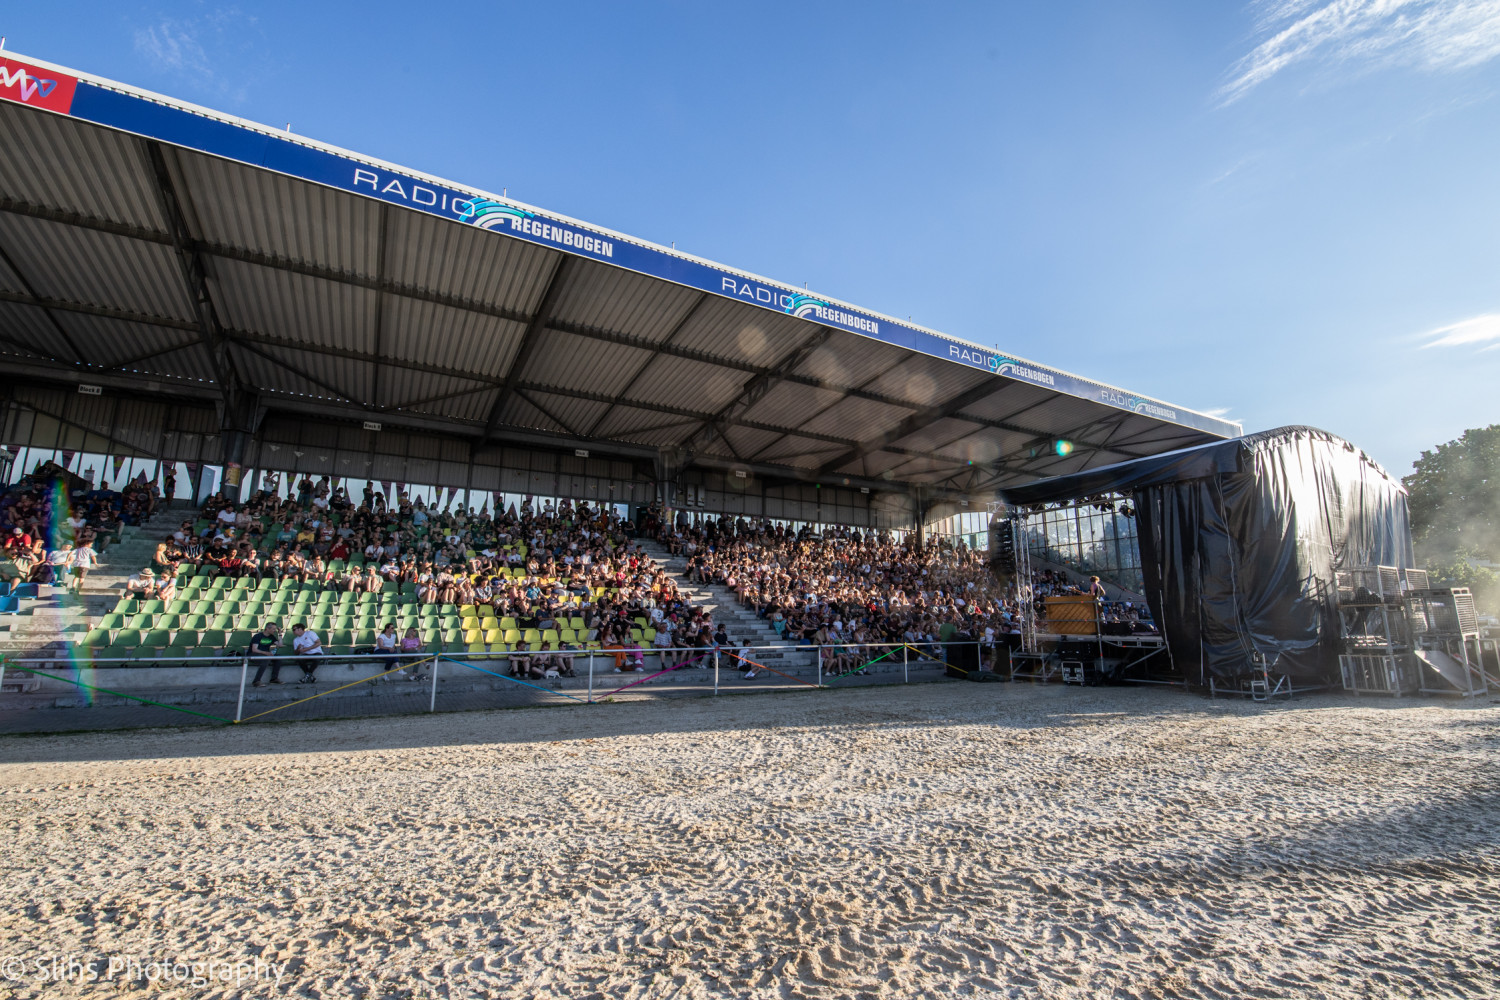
[988,518,1018,582]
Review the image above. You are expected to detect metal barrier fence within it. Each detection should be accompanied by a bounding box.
[0,641,1013,733]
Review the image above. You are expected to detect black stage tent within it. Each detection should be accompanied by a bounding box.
[1002,427,1414,686]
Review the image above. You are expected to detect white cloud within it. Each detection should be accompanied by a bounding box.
[1202,407,1235,418]
[1419,313,1500,350]
[133,20,212,77]
[1221,0,1500,104]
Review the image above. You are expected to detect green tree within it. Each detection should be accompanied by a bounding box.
[1404,425,1500,611]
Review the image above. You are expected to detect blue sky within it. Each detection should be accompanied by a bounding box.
[7,1,1500,476]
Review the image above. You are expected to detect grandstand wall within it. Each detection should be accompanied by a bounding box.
[1,384,910,529]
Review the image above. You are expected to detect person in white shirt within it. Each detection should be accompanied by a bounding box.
[46,543,73,586]
[68,542,98,593]
[290,623,324,683]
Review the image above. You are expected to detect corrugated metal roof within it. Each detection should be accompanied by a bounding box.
[800,394,916,442]
[521,329,651,396]
[0,102,166,230]
[385,207,557,315]
[233,341,370,403]
[0,300,62,358]
[669,296,811,366]
[53,313,200,369]
[738,380,848,428]
[550,258,701,343]
[622,354,749,413]
[590,404,700,445]
[890,417,985,454]
[210,255,377,352]
[794,330,911,390]
[519,389,612,438]
[380,295,524,378]
[173,150,381,276]
[862,354,992,408]
[0,212,194,321]
[719,424,784,459]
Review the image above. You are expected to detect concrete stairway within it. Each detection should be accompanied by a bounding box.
[634,537,812,668]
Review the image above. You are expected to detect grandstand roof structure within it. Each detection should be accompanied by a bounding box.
[0,51,1241,498]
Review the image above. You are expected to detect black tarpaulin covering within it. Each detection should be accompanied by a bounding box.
[1002,427,1413,686]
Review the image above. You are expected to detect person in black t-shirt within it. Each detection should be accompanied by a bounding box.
[249,623,283,687]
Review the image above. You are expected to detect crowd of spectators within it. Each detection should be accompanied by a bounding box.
[656,510,1156,667]
[0,464,160,590]
[157,478,740,673]
[88,467,1152,676]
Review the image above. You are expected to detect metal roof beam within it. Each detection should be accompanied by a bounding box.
[482,255,571,441]
[815,377,1009,475]
[143,141,247,417]
[743,352,914,464]
[582,292,710,438]
[681,325,834,459]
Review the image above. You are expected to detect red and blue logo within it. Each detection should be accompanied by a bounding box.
[0,57,78,114]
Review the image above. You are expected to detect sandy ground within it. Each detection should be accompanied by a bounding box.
[0,683,1496,999]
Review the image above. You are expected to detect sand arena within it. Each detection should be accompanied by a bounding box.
[0,683,1496,999]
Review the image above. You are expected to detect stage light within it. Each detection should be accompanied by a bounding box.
[1054,439,1074,457]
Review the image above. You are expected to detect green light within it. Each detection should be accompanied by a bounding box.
[1054,439,1074,457]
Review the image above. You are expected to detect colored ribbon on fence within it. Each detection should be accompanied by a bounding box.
[10,666,235,724]
[823,645,900,683]
[903,643,967,675]
[725,650,820,687]
[238,655,436,722]
[441,655,589,703]
[599,650,707,699]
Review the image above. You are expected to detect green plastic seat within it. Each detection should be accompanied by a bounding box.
[126,613,153,630]
[141,628,171,648]
[201,629,230,649]
[330,628,353,646]
[169,630,198,648]
[96,645,137,662]
[165,599,190,615]
[155,614,181,631]
[354,628,376,646]
[97,613,125,631]
[78,628,111,648]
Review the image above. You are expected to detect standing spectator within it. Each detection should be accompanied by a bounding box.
[249,623,283,687]
[68,539,98,593]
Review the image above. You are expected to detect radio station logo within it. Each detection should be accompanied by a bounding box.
[947,345,1057,386]
[784,293,830,320]
[460,198,534,232]
[1099,389,1177,420]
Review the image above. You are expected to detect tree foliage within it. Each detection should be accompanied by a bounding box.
[1403,425,1500,563]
